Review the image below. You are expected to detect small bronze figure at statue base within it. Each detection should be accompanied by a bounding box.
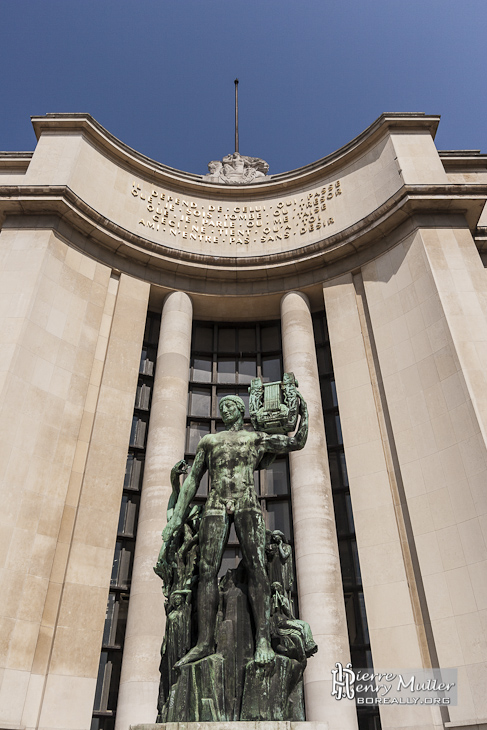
[153,376,317,722]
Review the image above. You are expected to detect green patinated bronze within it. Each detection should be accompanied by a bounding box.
[153,375,317,722]
[248,372,300,434]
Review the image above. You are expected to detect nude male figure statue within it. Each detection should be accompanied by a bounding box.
[159,392,308,670]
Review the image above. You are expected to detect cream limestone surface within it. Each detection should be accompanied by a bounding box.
[118,132,400,256]
[362,227,487,726]
[0,172,29,184]
[280,292,357,730]
[0,256,149,730]
[36,273,149,730]
[116,292,193,730]
[20,271,119,730]
[1,112,487,730]
[20,118,434,261]
[389,132,448,184]
[323,273,442,730]
[0,227,114,730]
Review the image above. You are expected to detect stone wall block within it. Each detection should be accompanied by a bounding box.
[324,272,439,730]
[36,273,150,730]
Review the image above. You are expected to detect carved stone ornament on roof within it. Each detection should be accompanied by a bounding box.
[203,151,269,185]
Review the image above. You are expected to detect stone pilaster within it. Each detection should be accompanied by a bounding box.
[36,271,150,730]
[323,273,441,730]
[116,292,193,730]
[280,291,357,729]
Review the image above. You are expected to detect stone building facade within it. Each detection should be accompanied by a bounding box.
[0,112,486,730]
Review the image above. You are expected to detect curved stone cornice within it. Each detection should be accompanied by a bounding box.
[31,112,440,196]
[0,151,33,170]
[1,112,485,296]
[1,183,485,295]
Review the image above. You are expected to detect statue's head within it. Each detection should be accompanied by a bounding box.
[271,581,284,595]
[207,160,222,174]
[272,530,287,543]
[219,395,245,427]
[170,592,185,609]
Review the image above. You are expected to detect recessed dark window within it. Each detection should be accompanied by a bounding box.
[217,357,236,383]
[261,356,281,383]
[189,387,211,417]
[312,308,380,730]
[192,356,212,382]
[193,325,213,352]
[218,327,236,352]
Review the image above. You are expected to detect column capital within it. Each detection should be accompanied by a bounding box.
[162,290,193,316]
[280,289,310,310]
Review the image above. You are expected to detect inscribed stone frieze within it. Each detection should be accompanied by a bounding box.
[131,179,343,247]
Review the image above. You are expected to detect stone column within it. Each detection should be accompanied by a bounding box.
[115,291,193,730]
[280,291,357,730]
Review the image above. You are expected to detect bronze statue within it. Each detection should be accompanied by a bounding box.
[266,529,293,599]
[159,391,308,671]
[156,590,192,719]
[154,378,316,721]
[270,581,318,663]
[154,460,201,598]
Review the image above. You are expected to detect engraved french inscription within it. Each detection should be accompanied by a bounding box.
[131,178,343,247]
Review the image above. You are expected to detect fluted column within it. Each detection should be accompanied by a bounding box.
[280,291,357,729]
[115,292,193,730]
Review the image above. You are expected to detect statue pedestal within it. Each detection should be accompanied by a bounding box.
[159,652,305,723]
[129,720,328,730]
[241,656,304,721]
[164,654,226,722]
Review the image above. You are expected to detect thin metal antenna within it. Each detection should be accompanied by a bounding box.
[234,78,239,153]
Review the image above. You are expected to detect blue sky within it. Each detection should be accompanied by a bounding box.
[1,0,486,175]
